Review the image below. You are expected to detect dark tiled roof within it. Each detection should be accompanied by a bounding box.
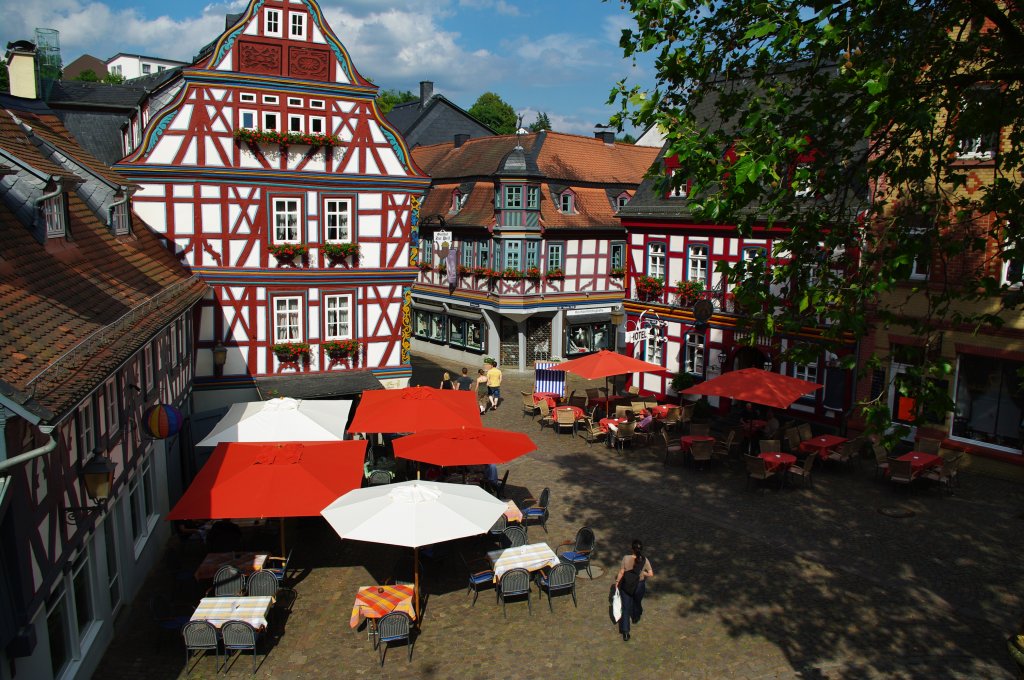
[47,81,147,109]
[386,96,495,149]
[256,371,384,399]
[51,111,129,166]
[0,101,207,421]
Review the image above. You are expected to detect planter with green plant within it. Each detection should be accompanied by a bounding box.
[272,342,311,362]
[545,267,565,281]
[322,242,360,264]
[675,279,705,306]
[268,243,308,265]
[322,339,359,361]
[635,274,664,302]
[610,266,625,279]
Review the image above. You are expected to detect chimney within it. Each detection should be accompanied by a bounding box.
[594,130,615,145]
[454,133,470,148]
[5,40,38,99]
[419,81,434,108]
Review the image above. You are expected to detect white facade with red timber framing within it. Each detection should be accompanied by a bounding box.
[116,0,430,408]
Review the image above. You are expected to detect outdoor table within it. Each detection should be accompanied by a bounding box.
[897,451,943,475]
[194,552,268,581]
[799,434,849,460]
[191,596,272,629]
[504,499,523,523]
[742,419,767,437]
[349,584,416,629]
[649,404,672,419]
[588,394,622,416]
[553,405,585,421]
[679,435,715,451]
[759,452,796,473]
[487,542,560,581]
[533,392,561,409]
[599,417,628,433]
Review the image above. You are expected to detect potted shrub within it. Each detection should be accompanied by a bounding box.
[670,371,695,394]
[675,279,705,306]
[546,267,565,281]
[322,242,360,264]
[272,342,310,362]
[322,339,359,362]
[268,243,308,265]
[635,274,664,302]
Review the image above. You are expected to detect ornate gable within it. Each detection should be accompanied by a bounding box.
[196,0,370,86]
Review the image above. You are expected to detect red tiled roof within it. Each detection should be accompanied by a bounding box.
[0,104,206,420]
[535,132,659,184]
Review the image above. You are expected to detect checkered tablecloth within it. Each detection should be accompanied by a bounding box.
[194,552,268,581]
[487,543,559,580]
[504,499,523,523]
[349,585,416,628]
[191,596,272,629]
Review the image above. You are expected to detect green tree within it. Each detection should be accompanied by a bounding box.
[103,72,125,84]
[616,133,636,144]
[528,112,552,132]
[0,66,8,95]
[468,92,518,135]
[73,69,100,82]
[376,88,416,115]
[611,1,1024,439]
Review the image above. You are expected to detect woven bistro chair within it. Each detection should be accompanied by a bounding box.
[797,423,813,441]
[659,429,685,466]
[888,458,916,487]
[828,437,864,469]
[367,470,392,486]
[690,440,714,470]
[712,430,740,468]
[182,620,220,675]
[568,394,588,410]
[689,422,710,437]
[661,405,682,433]
[221,620,262,675]
[915,437,942,454]
[759,439,782,455]
[745,455,777,491]
[785,428,803,453]
[554,408,578,436]
[522,392,540,419]
[612,421,638,451]
[787,451,816,488]
[923,455,958,495]
[872,444,891,478]
[497,567,532,618]
[537,401,556,431]
[578,417,606,446]
[535,562,577,611]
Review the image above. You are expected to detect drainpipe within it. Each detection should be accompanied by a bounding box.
[0,425,57,474]
[34,176,62,211]
[108,186,133,228]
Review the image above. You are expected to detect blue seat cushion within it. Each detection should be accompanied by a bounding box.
[379,633,407,643]
[524,508,545,516]
[560,551,588,562]
[469,572,493,584]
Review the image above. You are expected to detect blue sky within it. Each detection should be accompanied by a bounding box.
[0,0,653,135]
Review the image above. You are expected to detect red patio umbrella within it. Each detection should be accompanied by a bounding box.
[549,349,669,403]
[392,426,536,467]
[347,386,482,434]
[680,367,823,409]
[167,440,366,553]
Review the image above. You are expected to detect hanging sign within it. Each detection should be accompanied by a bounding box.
[433,230,452,247]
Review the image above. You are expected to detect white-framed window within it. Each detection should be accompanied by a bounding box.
[141,63,151,75]
[684,333,705,375]
[952,353,1024,451]
[77,399,95,458]
[262,111,279,131]
[287,97,302,107]
[288,114,303,133]
[310,99,325,109]
[527,186,539,208]
[610,242,625,271]
[688,243,709,282]
[42,194,66,239]
[324,198,352,242]
[109,65,121,76]
[504,186,522,208]
[104,380,118,434]
[909,229,930,281]
[290,12,306,39]
[647,242,666,279]
[547,243,563,270]
[559,192,574,214]
[102,515,121,613]
[272,198,301,243]
[309,116,325,134]
[504,240,521,270]
[239,110,257,129]
[1002,253,1023,288]
[792,361,819,397]
[323,294,352,340]
[110,201,131,236]
[128,454,158,550]
[45,546,96,679]
[645,333,663,365]
[169,323,179,368]
[239,92,256,103]
[741,246,766,281]
[265,8,282,37]
[668,169,688,198]
[262,95,279,105]
[273,296,303,342]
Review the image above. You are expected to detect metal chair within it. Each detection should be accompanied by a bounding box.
[182,620,219,675]
[497,567,532,618]
[535,563,577,611]
[487,469,509,498]
[488,513,507,541]
[522,487,550,532]
[263,548,292,582]
[460,553,495,606]
[375,612,414,665]
[502,524,528,547]
[557,526,596,579]
[221,620,261,674]
[209,565,244,597]
[246,570,279,598]
[151,594,190,637]
[368,470,392,486]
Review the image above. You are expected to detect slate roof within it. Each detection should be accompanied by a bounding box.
[385,95,495,149]
[47,81,147,109]
[0,96,207,422]
[413,131,659,230]
[256,371,383,399]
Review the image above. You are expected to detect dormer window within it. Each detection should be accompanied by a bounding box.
[559,191,575,214]
[42,194,66,239]
[667,169,689,198]
[265,9,282,37]
[793,164,814,197]
[290,13,306,39]
[111,200,132,236]
[451,191,467,213]
[616,192,631,209]
[504,186,522,209]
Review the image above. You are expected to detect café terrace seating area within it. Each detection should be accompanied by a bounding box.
[94,356,1023,678]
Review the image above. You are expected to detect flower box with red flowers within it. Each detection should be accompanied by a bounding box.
[322,339,359,361]
[418,262,433,272]
[322,242,360,262]
[233,128,342,148]
[675,279,705,305]
[458,265,473,276]
[610,266,626,278]
[635,274,665,301]
[525,267,541,281]
[545,268,565,281]
[472,266,487,277]
[501,268,523,280]
[268,243,308,264]
[272,342,311,362]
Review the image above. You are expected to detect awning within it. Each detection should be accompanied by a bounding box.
[565,312,611,325]
[411,301,444,314]
[255,371,383,400]
[445,305,482,321]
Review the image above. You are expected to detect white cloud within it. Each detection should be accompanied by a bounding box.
[458,0,520,15]
[517,106,605,137]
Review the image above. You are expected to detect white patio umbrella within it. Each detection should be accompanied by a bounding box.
[321,480,507,617]
[196,397,352,447]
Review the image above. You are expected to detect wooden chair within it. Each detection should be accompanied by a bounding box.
[537,401,555,431]
[915,437,942,454]
[659,429,684,465]
[521,392,539,419]
[690,440,714,469]
[759,439,781,454]
[554,408,578,436]
[613,422,637,450]
[689,422,710,437]
[787,452,816,488]
[744,455,777,491]
[578,417,606,446]
[872,444,890,478]
[888,458,916,487]
[785,428,802,453]
[797,423,813,441]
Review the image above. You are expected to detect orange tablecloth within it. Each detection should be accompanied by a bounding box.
[759,452,796,473]
[349,584,416,628]
[799,435,849,460]
[742,419,767,437]
[680,435,714,451]
[554,405,585,420]
[896,451,942,474]
[191,596,272,629]
[504,499,523,523]
[487,543,560,581]
[599,417,628,433]
[194,552,268,581]
[533,392,560,409]
[649,405,671,418]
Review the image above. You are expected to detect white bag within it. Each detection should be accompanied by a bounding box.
[611,586,622,622]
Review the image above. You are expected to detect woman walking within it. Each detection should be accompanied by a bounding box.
[475,368,489,415]
[615,539,653,641]
[439,371,455,390]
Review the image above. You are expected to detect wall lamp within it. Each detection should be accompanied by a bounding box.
[65,453,116,525]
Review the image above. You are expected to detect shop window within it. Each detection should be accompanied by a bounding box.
[567,323,612,356]
[414,310,429,338]
[429,313,446,342]
[466,320,484,350]
[953,354,1023,450]
[448,318,467,347]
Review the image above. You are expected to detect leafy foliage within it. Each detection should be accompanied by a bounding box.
[529,112,552,131]
[377,88,417,115]
[610,0,1024,434]
[469,92,518,135]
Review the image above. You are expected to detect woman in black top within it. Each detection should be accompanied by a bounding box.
[439,372,455,390]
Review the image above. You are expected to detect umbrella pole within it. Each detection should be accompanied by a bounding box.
[413,546,420,622]
[280,518,286,557]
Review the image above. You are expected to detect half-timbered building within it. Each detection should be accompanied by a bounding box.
[0,92,205,680]
[411,131,659,369]
[114,0,430,409]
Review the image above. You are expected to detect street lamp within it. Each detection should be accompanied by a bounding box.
[65,453,117,524]
[610,304,625,327]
